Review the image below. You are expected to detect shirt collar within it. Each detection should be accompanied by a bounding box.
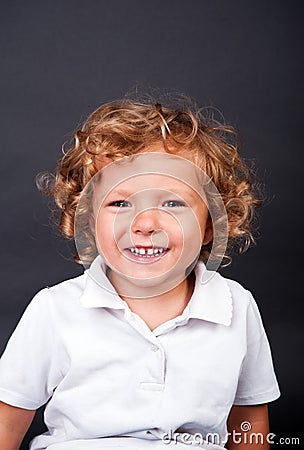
[79,256,126,310]
[79,256,232,326]
[186,262,233,326]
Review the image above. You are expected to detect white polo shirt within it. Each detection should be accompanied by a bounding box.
[0,258,280,450]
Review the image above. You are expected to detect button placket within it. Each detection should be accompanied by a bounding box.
[123,309,167,389]
[137,338,166,391]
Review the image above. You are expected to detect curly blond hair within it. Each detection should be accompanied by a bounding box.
[38,96,261,266]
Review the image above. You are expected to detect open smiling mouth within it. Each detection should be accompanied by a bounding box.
[125,246,169,262]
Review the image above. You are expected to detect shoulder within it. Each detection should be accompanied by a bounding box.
[27,272,87,315]
[217,272,267,331]
[44,272,87,298]
[208,267,263,322]
[218,272,256,307]
[191,263,260,327]
[196,262,254,307]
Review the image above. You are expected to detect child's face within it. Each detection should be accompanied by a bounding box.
[91,152,212,298]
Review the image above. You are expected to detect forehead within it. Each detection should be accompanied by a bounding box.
[108,175,197,197]
[94,153,204,197]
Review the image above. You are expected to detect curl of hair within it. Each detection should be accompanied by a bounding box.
[37,96,262,266]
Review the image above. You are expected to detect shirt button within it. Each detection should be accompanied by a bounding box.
[151,345,159,352]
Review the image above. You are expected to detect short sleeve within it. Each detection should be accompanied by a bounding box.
[0,289,62,410]
[234,292,280,405]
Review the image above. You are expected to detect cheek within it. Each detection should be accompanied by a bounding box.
[94,212,115,249]
[175,211,204,244]
[95,211,132,253]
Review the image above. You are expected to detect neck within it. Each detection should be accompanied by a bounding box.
[119,272,195,330]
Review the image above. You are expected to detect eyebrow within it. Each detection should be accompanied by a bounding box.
[104,186,201,201]
[104,189,134,199]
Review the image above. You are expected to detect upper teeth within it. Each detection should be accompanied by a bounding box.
[129,247,166,256]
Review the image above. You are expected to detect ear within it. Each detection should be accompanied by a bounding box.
[202,216,213,245]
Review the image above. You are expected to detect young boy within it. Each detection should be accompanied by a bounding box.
[0,99,280,449]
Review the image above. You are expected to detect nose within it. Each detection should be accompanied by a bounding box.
[131,209,161,235]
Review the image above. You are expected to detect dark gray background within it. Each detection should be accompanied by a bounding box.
[0,1,303,448]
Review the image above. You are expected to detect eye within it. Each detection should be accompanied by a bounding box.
[108,200,132,208]
[162,200,187,207]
